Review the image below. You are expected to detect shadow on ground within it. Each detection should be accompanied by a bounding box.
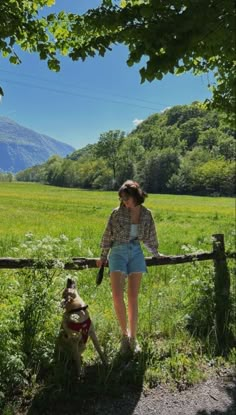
[25,351,147,415]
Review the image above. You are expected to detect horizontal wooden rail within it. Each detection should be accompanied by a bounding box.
[0,251,234,270]
[0,234,234,354]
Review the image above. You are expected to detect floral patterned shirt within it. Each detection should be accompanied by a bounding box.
[100,205,159,260]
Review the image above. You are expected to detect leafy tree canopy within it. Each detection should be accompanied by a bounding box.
[96,130,125,185]
[16,103,235,196]
[1,1,235,117]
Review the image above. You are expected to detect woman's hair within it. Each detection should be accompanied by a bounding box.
[118,180,147,205]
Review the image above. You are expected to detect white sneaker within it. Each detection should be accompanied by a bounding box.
[129,337,142,354]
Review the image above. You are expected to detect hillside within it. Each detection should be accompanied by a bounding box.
[0,117,75,173]
[14,103,235,196]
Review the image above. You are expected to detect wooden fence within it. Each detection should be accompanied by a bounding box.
[0,233,235,354]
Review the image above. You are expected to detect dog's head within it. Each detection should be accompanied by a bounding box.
[61,278,82,309]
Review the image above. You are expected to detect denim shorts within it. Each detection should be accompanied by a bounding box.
[108,240,147,276]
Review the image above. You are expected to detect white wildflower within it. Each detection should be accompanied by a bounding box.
[25,232,34,239]
[53,259,65,269]
[60,234,69,243]
[11,247,19,253]
[74,238,82,248]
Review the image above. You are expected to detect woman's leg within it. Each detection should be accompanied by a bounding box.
[127,272,142,338]
[110,271,127,335]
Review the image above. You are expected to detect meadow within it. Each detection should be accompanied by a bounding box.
[0,182,235,413]
[0,182,234,256]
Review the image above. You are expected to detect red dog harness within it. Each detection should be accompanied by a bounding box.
[67,318,91,344]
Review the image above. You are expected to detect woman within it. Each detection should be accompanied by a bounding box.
[97,180,161,355]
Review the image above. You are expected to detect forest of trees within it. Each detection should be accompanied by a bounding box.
[15,103,235,196]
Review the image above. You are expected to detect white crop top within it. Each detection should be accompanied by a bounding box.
[130,224,138,240]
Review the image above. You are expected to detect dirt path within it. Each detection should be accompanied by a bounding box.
[93,372,236,415]
[18,369,235,415]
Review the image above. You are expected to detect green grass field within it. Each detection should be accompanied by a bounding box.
[0,181,234,256]
[0,182,235,412]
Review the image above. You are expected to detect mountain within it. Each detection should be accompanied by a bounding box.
[0,117,75,173]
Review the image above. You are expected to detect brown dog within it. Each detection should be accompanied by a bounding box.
[59,277,106,377]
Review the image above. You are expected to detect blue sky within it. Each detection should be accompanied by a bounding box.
[0,0,213,150]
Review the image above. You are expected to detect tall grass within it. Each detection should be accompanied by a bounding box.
[0,182,235,412]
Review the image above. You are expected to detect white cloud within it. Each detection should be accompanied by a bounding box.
[133,118,144,127]
[160,106,172,113]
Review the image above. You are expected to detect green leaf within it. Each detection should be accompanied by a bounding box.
[9,56,19,64]
[175,66,185,75]
[127,57,134,67]
[0,0,234,119]
[102,0,113,6]
[47,59,60,72]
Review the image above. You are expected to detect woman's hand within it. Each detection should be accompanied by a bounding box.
[96,259,107,268]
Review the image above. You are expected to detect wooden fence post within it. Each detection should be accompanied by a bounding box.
[212,234,231,354]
